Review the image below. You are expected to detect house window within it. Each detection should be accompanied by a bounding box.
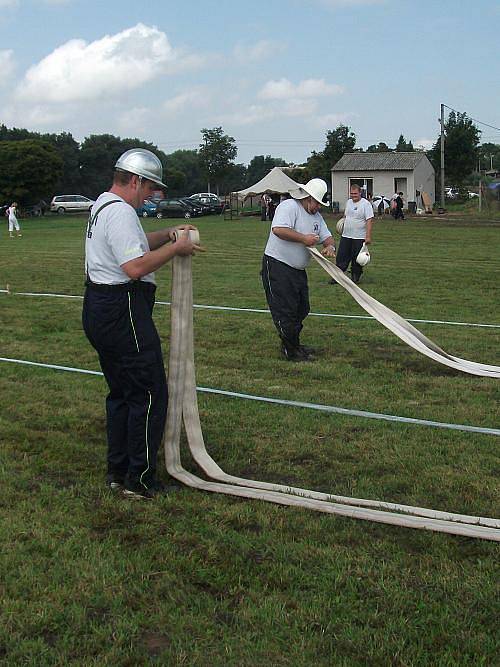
[349,178,373,198]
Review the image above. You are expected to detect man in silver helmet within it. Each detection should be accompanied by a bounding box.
[82,148,200,499]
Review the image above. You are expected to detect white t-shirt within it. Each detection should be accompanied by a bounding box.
[85,192,154,285]
[343,198,374,239]
[7,206,17,221]
[264,198,331,270]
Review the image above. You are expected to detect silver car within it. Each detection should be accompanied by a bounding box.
[50,195,95,214]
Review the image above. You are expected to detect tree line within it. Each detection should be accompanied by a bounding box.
[0,115,497,206]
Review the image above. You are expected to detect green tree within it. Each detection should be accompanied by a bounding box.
[165,149,205,195]
[428,111,481,187]
[367,142,392,153]
[219,163,247,194]
[246,155,285,187]
[0,126,82,193]
[0,139,63,204]
[395,134,414,152]
[304,124,356,182]
[198,127,237,194]
[79,134,168,198]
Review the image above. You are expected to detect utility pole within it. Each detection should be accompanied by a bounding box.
[440,103,445,208]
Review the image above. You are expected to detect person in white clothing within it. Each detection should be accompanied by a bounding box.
[261,178,336,361]
[82,148,201,500]
[7,202,22,237]
[333,184,374,284]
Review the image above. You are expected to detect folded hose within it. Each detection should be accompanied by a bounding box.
[162,233,499,541]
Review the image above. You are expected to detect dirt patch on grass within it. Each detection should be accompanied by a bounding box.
[143,632,171,657]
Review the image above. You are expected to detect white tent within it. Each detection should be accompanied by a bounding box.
[235,167,301,200]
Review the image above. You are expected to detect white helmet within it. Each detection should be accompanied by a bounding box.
[356,243,371,266]
[115,148,167,188]
[291,178,329,205]
[336,217,345,234]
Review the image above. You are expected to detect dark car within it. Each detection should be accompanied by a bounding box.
[188,193,225,214]
[136,199,158,218]
[179,197,209,215]
[155,198,201,219]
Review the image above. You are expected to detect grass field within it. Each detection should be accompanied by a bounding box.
[0,211,499,666]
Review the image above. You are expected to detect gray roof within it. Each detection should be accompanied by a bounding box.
[332,152,428,172]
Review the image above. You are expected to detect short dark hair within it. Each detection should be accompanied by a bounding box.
[113,169,134,186]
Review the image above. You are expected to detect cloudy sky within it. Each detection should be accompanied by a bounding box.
[0,0,499,164]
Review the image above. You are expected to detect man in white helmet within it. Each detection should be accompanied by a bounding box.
[332,183,374,285]
[82,148,201,499]
[261,178,336,361]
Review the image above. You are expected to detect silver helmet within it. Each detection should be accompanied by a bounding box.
[114,148,166,188]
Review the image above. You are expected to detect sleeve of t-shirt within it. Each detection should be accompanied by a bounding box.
[364,200,374,219]
[271,199,297,230]
[105,204,148,267]
[318,216,332,243]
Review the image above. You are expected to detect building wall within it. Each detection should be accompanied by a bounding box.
[413,158,435,205]
[331,171,417,211]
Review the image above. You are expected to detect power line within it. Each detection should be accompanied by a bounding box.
[443,104,500,132]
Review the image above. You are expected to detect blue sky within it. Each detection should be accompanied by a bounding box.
[0,0,499,165]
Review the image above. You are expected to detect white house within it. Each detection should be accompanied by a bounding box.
[331,152,435,211]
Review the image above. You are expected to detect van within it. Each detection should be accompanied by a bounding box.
[50,195,95,214]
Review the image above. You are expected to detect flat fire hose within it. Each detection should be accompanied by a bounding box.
[163,233,500,541]
[308,247,500,378]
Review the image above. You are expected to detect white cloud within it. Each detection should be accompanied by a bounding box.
[2,103,68,126]
[116,107,151,134]
[0,50,15,85]
[162,88,209,115]
[313,112,357,128]
[220,104,275,127]
[0,0,19,8]
[415,138,434,150]
[15,23,176,104]
[282,98,319,117]
[258,77,343,100]
[233,40,285,63]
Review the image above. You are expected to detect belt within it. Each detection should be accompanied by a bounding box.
[85,280,156,293]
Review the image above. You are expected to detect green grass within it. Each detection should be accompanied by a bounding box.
[0,212,499,666]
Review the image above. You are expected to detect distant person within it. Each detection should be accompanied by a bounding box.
[82,148,200,500]
[7,202,22,238]
[332,184,374,285]
[261,193,271,221]
[268,195,278,221]
[261,178,336,362]
[395,192,405,220]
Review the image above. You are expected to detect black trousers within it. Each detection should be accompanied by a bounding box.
[82,282,168,489]
[336,236,365,282]
[261,255,310,354]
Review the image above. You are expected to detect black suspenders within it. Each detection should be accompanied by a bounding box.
[85,199,122,282]
[86,199,121,239]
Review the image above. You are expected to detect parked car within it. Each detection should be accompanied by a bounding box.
[179,197,209,215]
[155,198,201,219]
[188,193,225,214]
[136,199,158,217]
[50,195,95,214]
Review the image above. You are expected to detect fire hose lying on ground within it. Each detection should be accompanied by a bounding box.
[163,232,500,541]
